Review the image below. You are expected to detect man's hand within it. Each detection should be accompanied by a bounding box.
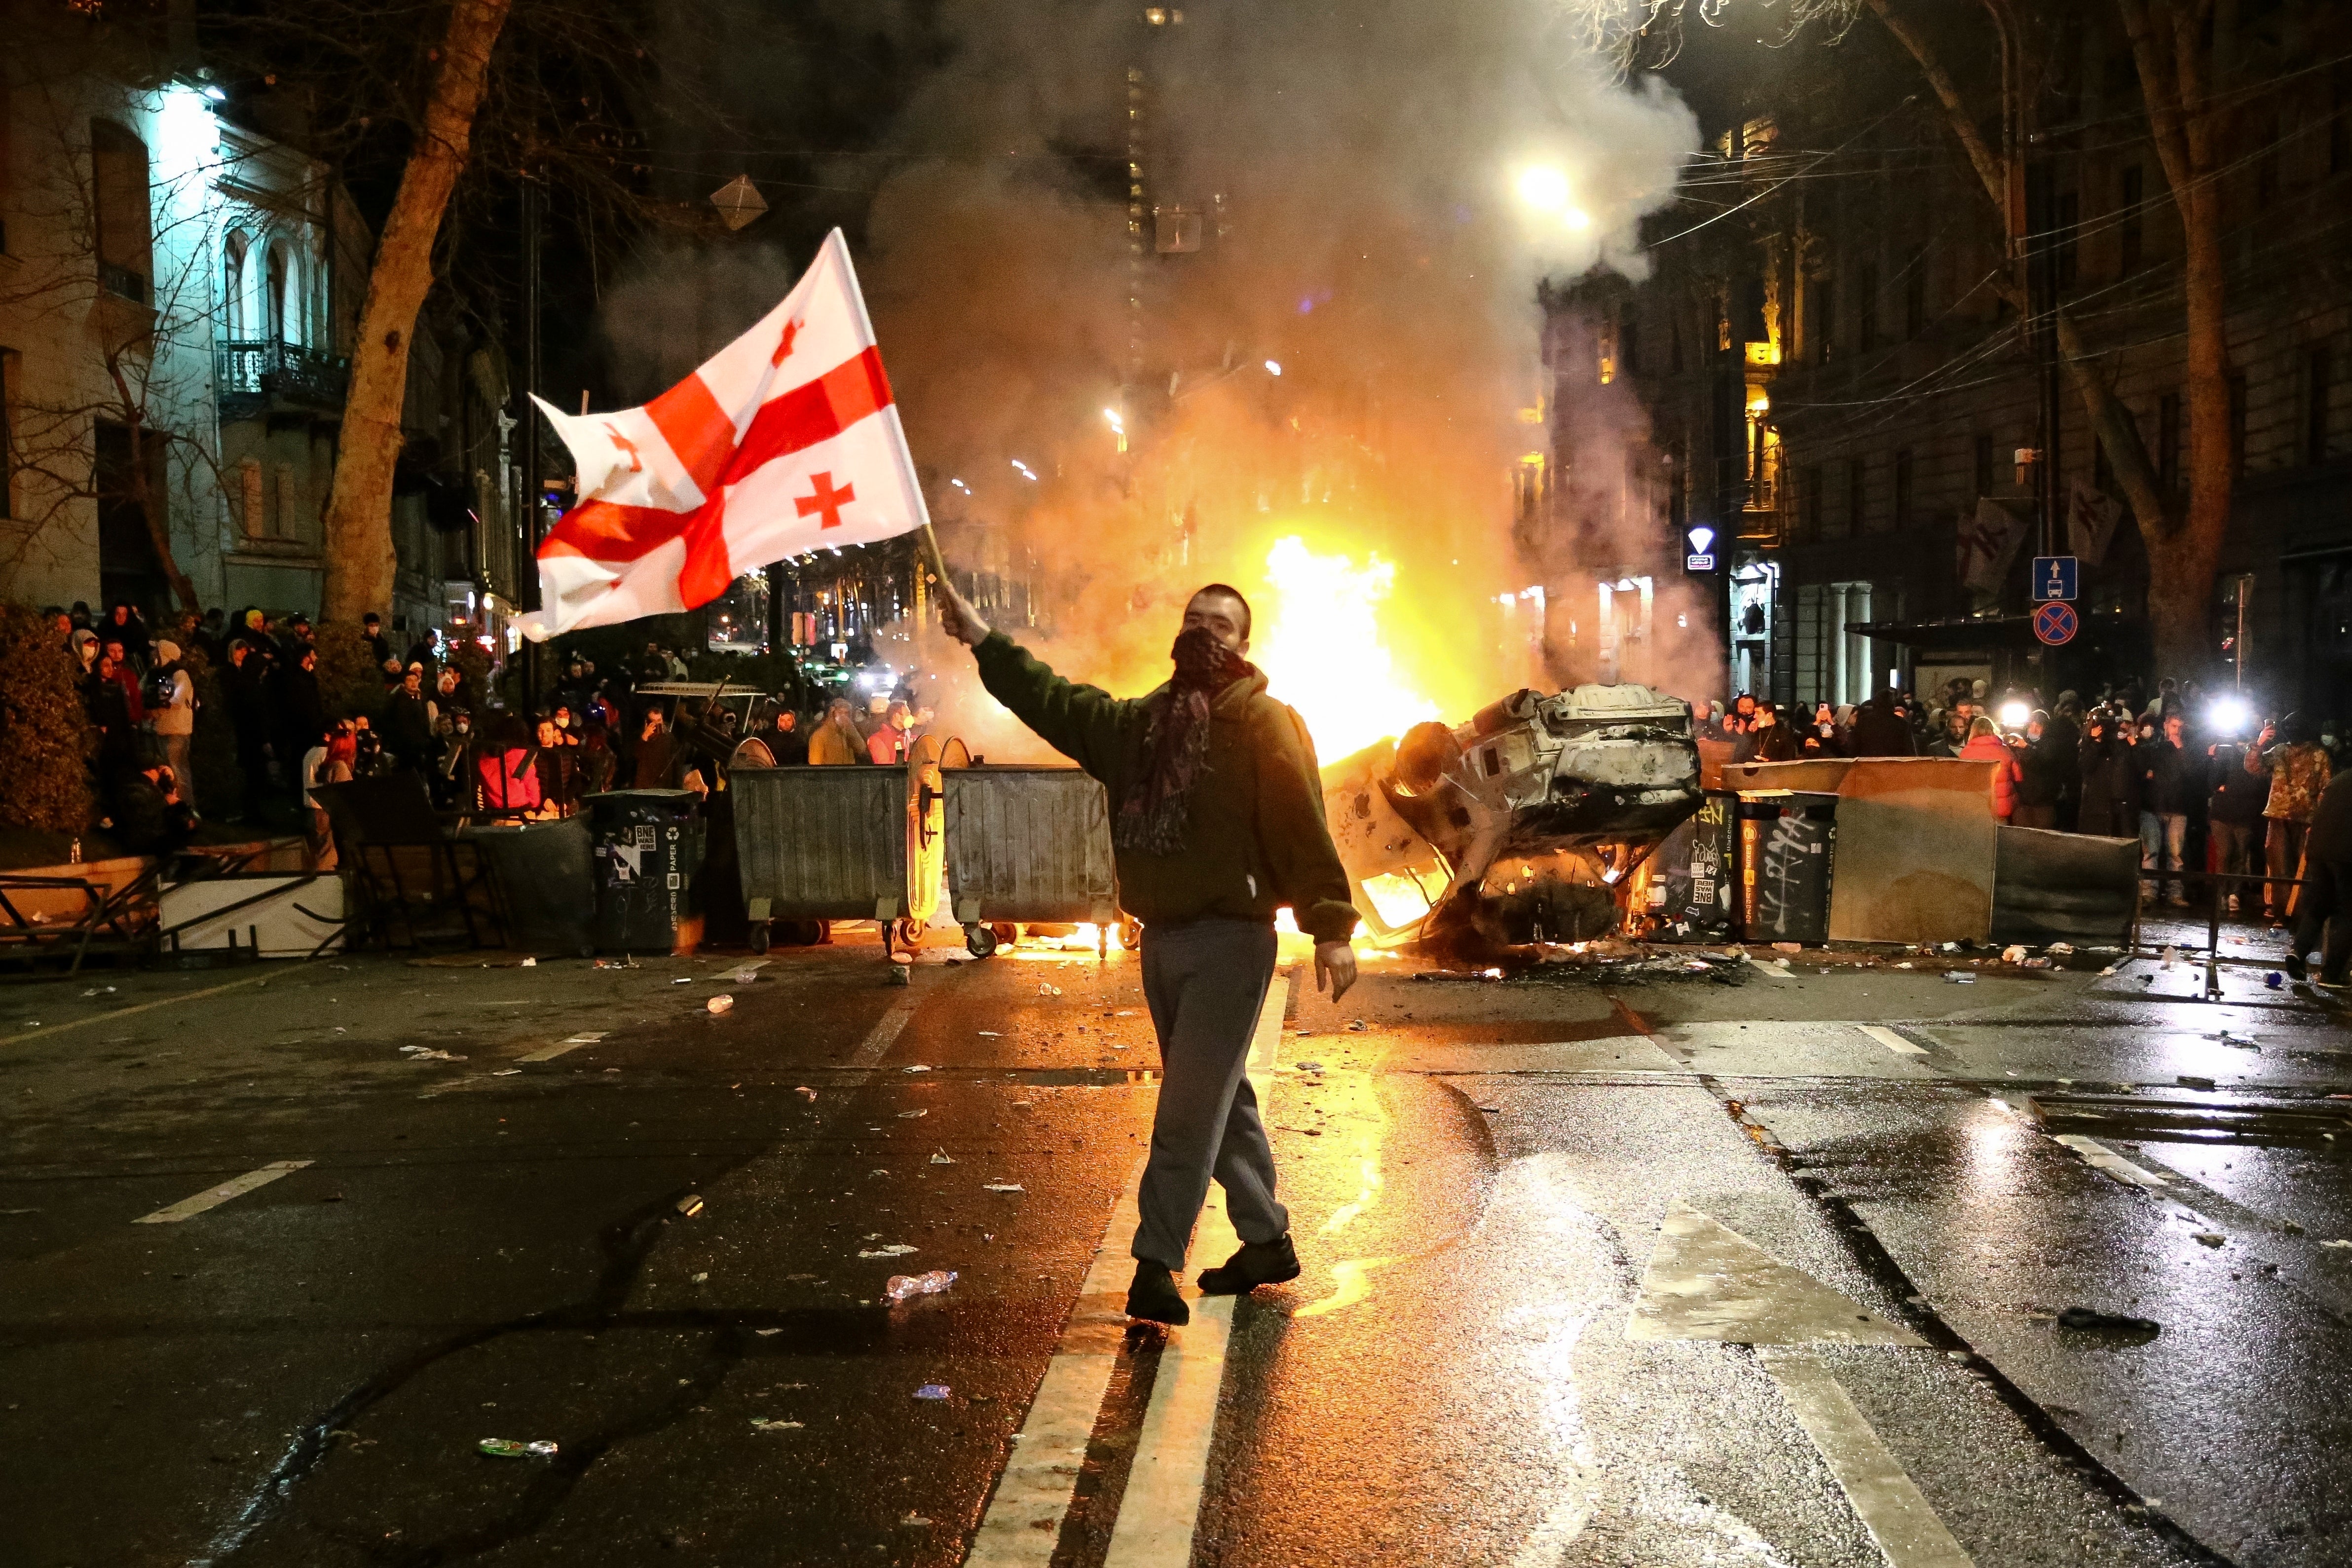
[935,574,992,649]
[1314,940,1358,1004]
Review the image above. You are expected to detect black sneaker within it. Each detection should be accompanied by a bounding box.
[1125,1261,1189,1325]
[1195,1234,1302,1296]
[2286,952,2308,981]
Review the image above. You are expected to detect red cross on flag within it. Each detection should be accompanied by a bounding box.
[521,228,931,637]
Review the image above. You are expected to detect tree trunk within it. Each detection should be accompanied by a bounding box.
[2120,0,2232,678]
[1870,0,2232,677]
[318,0,512,628]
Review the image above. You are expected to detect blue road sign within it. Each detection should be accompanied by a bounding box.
[2033,601,2079,646]
[2032,556,2078,602]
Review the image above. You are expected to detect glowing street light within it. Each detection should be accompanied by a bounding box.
[1516,165,1591,230]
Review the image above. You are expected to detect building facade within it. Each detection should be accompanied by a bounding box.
[1551,3,2352,719]
[0,34,524,648]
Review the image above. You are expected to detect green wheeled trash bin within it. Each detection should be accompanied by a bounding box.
[586,790,707,954]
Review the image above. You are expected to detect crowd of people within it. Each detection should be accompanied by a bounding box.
[1699,675,2342,928]
[53,599,935,857]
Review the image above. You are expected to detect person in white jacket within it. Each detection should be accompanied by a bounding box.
[149,640,198,816]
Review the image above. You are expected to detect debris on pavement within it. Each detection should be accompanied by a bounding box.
[2213,1029,2256,1047]
[2162,946,2178,969]
[1346,1019,1368,1031]
[903,1065,933,1074]
[2192,1232,2226,1248]
[1040,983,1062,997]
[884,1269,958,1304]
[930,1151,955,1164]
[2177,1075,2218,1091]
[672,976,694,985]
[2001,944,2029,964]
[749,1418,803,1431]
[520,957,536,967]
[901,1512,933,1528]
[2056,1306,2161,1335]
[898,1109,927,1118]
[400,1046,465,1061]
[593,958,640,970]
[2267,972,2285,989]
[859,1244,919,1257]
[795,1086,817,1100]
[2321,1239,2352,1250]
[690,1271,709,1284]
[889,964,911,986]
[2048,942,2075,955]
[675,1195,705,1217]
[1944,972,1976,984]
[983,1183,1026,1194]
[706,994,734,1014]
[913,1384,951,1401]
[478,1438,559,1458]
[491,1068,521,1077]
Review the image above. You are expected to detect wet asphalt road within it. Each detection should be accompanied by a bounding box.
[3,920,2349,1568]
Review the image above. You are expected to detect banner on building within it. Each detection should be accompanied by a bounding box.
[1957,498,2031,595]
[2066,479,2125,567]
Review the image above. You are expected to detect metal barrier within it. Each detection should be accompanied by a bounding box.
[729,737,952,961]
[942,764,1121,957]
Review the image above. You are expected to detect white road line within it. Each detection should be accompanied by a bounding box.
[970,974,1288,1567]
[1858,1025,1928,1057]
[852,990,926,1067]
[1763,1352,1975,1568]
[2051,1133,2172,1191]
[965,1157,1149,1565]
[134,1161,312,1224]
[517,1032,607,1063]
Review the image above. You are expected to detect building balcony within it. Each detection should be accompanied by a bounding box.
[216,339,349,422]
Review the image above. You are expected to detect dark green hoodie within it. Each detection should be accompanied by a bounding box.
[973,631,1360,942]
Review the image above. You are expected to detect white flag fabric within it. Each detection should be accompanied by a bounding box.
[1956,498,2030,595]
[522,228,930,637]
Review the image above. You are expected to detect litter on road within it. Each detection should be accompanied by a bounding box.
[795,1086,816,1099]
[675,1195,705,1217]
[749,1418,803,1431]
[860,1244,919,1257]
[913,1384,951,1400]
[478,1439,558,1459]
[707,994,734,1014]
[930,1150,955,1164]
[983,1182,1026,1193]
[884,1269,957,1303]
[2056,1307,2161,1334]
[2193,1232,2227,1248]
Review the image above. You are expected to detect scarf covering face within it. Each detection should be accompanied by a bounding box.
[1114,624,1253,855]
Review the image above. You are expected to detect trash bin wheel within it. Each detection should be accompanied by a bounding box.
[965,923,999,959]
[1117,918,1144,952]
[748,924,771,955]
[894,916,925,950]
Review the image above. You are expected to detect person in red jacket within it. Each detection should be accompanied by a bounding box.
[1958,715,2021,822]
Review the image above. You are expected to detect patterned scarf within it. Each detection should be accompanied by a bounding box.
[1114,625,1252,855]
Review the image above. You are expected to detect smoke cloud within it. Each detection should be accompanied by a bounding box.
[604,0,1705,757]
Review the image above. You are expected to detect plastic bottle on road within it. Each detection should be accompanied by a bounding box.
[884,1269,958,1304]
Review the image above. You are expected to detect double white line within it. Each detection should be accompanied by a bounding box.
[967,974,1288,1567]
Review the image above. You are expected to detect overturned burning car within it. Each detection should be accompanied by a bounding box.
[1321,683,1701,950]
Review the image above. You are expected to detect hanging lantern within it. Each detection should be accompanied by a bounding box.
[709,175,767,231]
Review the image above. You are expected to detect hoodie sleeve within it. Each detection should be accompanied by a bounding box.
[1253,700,1361,944]
[971,632,1137,787]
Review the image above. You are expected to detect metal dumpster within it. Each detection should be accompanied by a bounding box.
[1735,789,1839,946]
[730,735,950,959]
[943,764,1119,957]
[462,815,597,956]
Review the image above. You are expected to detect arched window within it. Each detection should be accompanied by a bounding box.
[224,230,250,338]
[264,242,288,343]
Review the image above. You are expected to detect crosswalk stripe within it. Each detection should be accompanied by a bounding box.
[134,1161,312,1224]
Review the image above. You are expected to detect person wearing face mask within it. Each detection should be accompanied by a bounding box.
[935,573,1359,1328]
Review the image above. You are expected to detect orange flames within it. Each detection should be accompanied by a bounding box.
[1252,535,1441,761]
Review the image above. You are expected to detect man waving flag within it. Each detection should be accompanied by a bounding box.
[522,228,930,636]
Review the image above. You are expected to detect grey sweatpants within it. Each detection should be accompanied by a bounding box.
[1133,918,1287,1269]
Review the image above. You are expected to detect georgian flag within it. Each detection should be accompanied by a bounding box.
[521,228,930,637]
